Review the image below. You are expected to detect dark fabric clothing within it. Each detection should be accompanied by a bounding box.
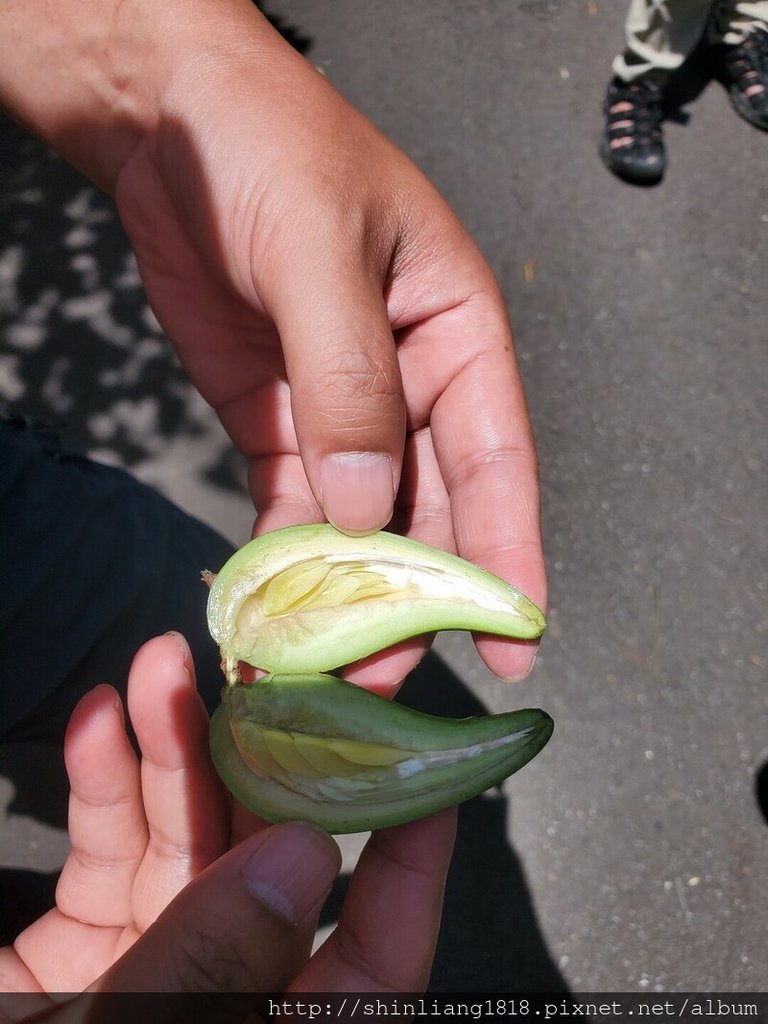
[0,418,234,741]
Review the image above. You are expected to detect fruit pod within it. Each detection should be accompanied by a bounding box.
[210,673,553,834]
[206,524,546,681]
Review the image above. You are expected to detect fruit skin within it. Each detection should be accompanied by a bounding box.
[209,673,554,834]
[206,524,546,679]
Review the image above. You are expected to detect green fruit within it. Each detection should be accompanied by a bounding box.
[206,524,546,682]
[205,525,551,833]
[210,673,553,834]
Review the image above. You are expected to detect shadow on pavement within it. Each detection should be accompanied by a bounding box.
[661,36,716,126]
[0,114,247,498]
[660,28,754,130]
[255,1,313,55]
[755,761,768,828]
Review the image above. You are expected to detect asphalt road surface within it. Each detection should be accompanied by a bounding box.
[1,0,766,995]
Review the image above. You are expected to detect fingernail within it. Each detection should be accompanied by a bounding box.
[507,647,539,684]
[241,823,340,926]
[164,631,192,675]
[319,452,395,534]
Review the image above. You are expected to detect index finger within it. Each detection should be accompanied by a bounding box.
[126,634,230,930]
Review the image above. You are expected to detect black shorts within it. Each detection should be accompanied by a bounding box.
[0,418,235,742]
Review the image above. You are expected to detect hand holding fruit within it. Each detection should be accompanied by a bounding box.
[0,634,456,1003]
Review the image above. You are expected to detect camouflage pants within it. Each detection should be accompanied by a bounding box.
[613,0,768,81]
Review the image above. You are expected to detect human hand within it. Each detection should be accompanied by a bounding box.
[119,0,545,684]
[0,633,456,1008]
[0,0,545,685]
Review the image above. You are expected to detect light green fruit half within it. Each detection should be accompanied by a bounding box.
[206,524,545,681]
[209,673,553,833]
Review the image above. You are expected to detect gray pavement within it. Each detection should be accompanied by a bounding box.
[1,0,767,995]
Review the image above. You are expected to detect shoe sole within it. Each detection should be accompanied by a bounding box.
[729,88,768,131]
[598,139,665,186]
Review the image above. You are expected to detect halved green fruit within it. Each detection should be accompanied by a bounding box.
[206,524,546,682]
[206,525,551,833]
[210,673,553,833]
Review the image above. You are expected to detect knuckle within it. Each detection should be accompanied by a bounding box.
[312,348,403,426]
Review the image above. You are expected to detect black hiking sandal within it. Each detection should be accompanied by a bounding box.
[717,29,768,131]
[600,76,666,185]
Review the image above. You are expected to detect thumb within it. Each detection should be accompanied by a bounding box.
[269,240,405,534]
[95,822,340,998]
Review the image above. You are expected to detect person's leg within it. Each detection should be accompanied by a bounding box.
[0,418,236,744]
[602,0,713,183]
[614,0,713,82]
[711,0,768,127]
[710,0,768,43]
